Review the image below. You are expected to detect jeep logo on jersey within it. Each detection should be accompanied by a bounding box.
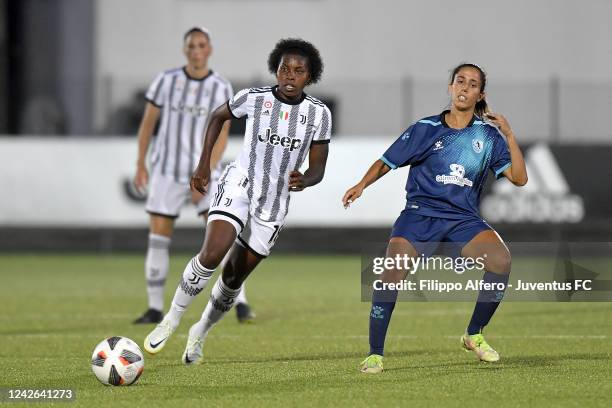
[481,144,584,223]
[257,128,302,152]
[171,102,207,117]
[436,163,473,187]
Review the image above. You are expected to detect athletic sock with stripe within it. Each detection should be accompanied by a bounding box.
[166,256,214,328]
[192,276,241,338]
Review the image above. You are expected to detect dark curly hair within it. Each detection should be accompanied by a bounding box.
[267,38,324,85]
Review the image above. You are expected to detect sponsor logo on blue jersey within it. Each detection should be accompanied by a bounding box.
[435,163,474,187]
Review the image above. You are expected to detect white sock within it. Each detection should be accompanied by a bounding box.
[166,256,214,328]
[236,283,248,305]
[192,276,241,338]
[145,234,171,311]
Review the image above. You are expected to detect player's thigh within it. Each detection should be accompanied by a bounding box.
[222,243,263,289]
[199,219,238,269]
[382,237,418,283]
[461,229,511,274]
[387,211,444,282]
[207,164,250,233]
[200,165,251,268]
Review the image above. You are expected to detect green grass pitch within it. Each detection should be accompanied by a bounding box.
[1,254,611,407]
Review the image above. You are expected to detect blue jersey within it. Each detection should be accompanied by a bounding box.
[382,111,511,219]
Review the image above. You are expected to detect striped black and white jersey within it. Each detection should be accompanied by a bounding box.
[145,67,233,183]
[227,86,332,222]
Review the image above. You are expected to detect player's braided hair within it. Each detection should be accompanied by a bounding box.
[450,63,488,117]
[268,38,324,85]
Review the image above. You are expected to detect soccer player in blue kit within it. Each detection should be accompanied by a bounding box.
[343,64,528,373]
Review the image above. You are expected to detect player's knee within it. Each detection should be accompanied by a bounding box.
[382,268,407,284]
[198,250,224,270]
[488,252,511,274]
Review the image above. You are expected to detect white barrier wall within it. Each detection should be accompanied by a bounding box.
[0,137,408,227]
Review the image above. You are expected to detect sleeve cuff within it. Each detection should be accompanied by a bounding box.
[381,155,398,170]
[226,100,239,119]
[495,162,512,179]
[145,97,162,108]
[311,139,330,145]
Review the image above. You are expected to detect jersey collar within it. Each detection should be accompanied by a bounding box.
[440,110,477,128]
[182,66,213,82]
[272,85,307,105]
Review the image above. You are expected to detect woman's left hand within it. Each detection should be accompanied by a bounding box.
[484,112,512,136]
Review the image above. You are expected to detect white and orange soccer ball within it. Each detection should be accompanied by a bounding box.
[91,336,144,386]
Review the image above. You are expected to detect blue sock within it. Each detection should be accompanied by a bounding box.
[467,271,509,335]
[369,289,398,356]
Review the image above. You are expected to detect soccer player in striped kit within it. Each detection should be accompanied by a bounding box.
[133,27,254,324]
[145,38,331,365]
[343,64,528,373]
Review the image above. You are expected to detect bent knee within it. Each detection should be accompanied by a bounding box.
[487,252,511,274]
[198,250,225,270]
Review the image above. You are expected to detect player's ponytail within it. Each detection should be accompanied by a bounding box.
[450,63,488,117]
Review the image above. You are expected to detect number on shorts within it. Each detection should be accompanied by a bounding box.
[268,225,281,244]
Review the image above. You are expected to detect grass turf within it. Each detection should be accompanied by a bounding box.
[1,254,611,407]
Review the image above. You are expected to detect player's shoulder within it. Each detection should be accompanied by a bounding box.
[210,71,232,88]
[304,94,326,108]
[160,67,183,77]
[230,86,272,105]
[247,86,274,95]
[304,94,331,114]
[474,117,505,139]
[414,113,444,128]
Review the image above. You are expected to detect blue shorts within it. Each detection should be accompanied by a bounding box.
[390,210,492,257]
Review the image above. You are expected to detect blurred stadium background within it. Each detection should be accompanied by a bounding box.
[1,1,611,406]
[1,0,611,253]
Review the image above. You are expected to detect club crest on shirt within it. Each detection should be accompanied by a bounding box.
[472,138,484,153]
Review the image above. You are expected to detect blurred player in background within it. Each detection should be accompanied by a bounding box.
[133,27,254,324]
[145,38,332,365]
[343,64,527,373]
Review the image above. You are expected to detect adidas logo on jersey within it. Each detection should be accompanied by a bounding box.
[257,128,302,152]
[481,144,584,223]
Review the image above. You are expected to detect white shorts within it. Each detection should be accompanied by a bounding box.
[145,165,220,218]
[207,164,284,258]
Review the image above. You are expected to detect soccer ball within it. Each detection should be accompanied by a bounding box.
[91,336,144,386]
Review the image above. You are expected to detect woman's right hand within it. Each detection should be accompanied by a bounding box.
[134,164,149,194]
[190,165,210,194]
[342,183,365,209]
